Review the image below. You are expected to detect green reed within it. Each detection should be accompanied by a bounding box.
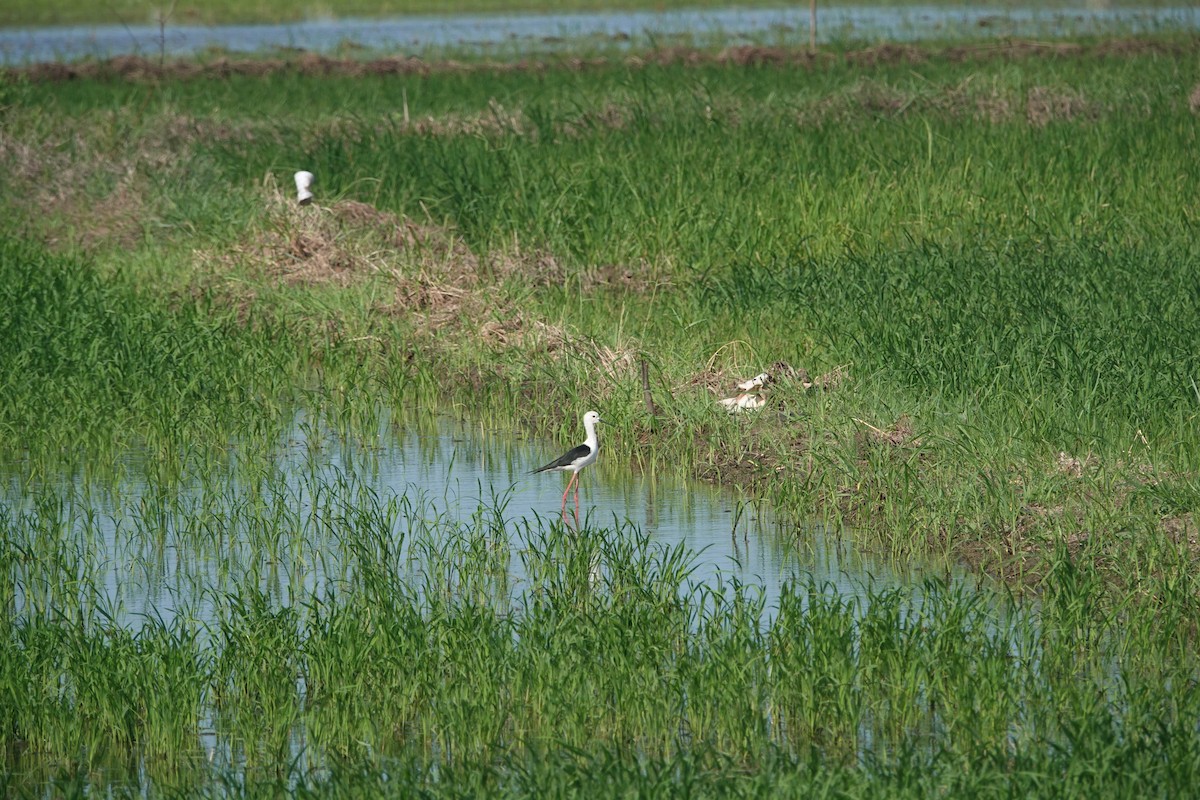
[3,36,1200,795]
[6,40,1200,568]
[2,460,1200,796]
[0,237,302,474]
[151,41,1199,457]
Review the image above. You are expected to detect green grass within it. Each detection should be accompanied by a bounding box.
[0,237,306,473]
[6,34,1200,563]
[3,465,1200,797]
[4,34,1200,796]
[7,39,1200,559]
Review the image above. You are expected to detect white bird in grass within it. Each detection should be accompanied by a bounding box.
[531,410,601,523]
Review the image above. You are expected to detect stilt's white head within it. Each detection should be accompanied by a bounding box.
[582,410,601,443]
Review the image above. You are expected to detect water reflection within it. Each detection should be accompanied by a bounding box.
[3,414,911,631]
[2,5,1198,64]
[358,416,892,607]
[2,414,1049,797]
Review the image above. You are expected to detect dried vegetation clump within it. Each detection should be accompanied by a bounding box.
[483,317,636,381]
[384,231,579,333]
[191,180,639,381]
[811,81,913,119]
[1055,450,1098,478]
[0,126,151,252]
[857,415,920,449]
[798,79,1103,126]
[0,107,268,253]
[1025,85,1099,126]
[555,103,630,137]
[9,37,1196,85]
[197,180,547,297]
[195,184,396,286]
[393,99,529,138]
[1189,83,1200,114]
[1163,514,1199,549]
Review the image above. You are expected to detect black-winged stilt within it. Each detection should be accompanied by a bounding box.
[531,410,601,522]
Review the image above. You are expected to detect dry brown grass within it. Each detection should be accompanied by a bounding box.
[481,316,636,379]
[1025,85,1100,126]
[194,180,395,286]
[1055,450,1098,478]
[1189,83,1200,114]
[797,78,1104,127]
[555,103,630,138]
[0,104,273,254]
[0,124,152,251]
[191,177,585,299]
[856,414,919,448]
[188,179,638,383]
[194,178,545,296]
[9,37,1196,86]
[306,99,530,141]
[1164,514,1199,549]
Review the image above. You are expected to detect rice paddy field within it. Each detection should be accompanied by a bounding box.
[6,0,1185,27]
[3,5,1200,796]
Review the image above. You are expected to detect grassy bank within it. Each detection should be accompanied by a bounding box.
[2,34,1200,795]
[0,238,306,469]
[5,37,1198,576]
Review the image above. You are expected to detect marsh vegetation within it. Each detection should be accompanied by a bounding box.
[2,25,1200,796]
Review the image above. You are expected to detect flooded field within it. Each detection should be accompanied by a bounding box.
[1,411,1007,793]
[2,4,1199,63]
[4,413,915,635]
[4,13,1200,794]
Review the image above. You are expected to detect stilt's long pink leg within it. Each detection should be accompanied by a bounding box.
[561,472,578,522]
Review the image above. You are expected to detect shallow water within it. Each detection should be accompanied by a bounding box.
[4,413,924,632]
[2,5,1198,65]
[2,414,1047,794]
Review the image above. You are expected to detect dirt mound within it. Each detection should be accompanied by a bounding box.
[195,185,392,286]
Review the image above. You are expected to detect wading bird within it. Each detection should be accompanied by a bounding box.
[531,410,601,523]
